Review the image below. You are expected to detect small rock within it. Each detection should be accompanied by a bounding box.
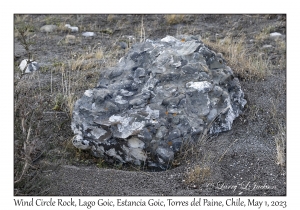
[270,32,283,39]
[40,25,57,33]
[123,35,136,42]
[65,34,76,43]
[119,41,128,49]
[19,59,39,73]
[82,32,96,37]
[65,24,79,32]
[161,35,178,43]
[262,44,273,49]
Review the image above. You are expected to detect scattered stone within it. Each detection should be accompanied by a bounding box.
[262,44,273,49]
[40,25,57,33]
[123,35,135,42]
[82,32,96,37]
[65,34,76,43]
[19,59,39,73]
[119,41,128,49]
[65,24,79,32]
[270,32,283,39]
[71,35,247,170]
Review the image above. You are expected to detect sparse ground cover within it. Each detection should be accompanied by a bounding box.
[14,14,286,196]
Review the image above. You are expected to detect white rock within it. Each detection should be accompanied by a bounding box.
[145,106,160,120]
[161,35,178,43]
[90,127,107,139]
[129,148,147,163]
[115,95,128,104]
[122,35,135,41]
[84,89,93,97]
[69,26,79,32]
[19,59,39,73]
[262,44,273,49]
[128,137,145,149]
[109,115,145,139]
[40,25,57,33]
[82,32,96,37]
[65,24,78,32]
[270,32,282,38]
[186,81,212,93]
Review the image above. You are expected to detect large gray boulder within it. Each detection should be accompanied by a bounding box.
[71,35,247,170]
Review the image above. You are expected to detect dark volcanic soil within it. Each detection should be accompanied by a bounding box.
[14,14,286,196]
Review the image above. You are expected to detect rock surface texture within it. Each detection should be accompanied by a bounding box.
[71,35,247,170]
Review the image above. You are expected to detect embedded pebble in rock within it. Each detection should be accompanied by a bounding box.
[40,25,58,33]
[19,59,39,73]
[82,32,96,37]
[71,35,247,170]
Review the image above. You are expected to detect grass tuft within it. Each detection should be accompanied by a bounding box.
[203,35,270,80]
[270,100,286,168]
[165,14,185,25]
[185,165,211,185]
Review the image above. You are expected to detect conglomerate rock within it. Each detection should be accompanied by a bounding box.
[71,35,247,170]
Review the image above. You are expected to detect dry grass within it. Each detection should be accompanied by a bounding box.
[68,49,103,71]
[52,60,98,117]
[275,39,286,69]
[95,48,104,59]
[44,15,60,25]
[255,31,269,44]
[203,35,270,80]
[274,125,285,167]
[184,165,211,185]
[15,15,29,24]
[57,22,72,33]
[107,14,116,23]
[165,14,185,25]
[14,74,52,194]
[255,22,284,43]
[276,38,286,52]
[14,17,107,192]
[270,100,286,167]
